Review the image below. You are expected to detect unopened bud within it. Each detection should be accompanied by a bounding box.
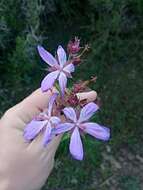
[67,93,79,107]
[73,83,86,93]
[72,57,81,65]
[67,37,80,54]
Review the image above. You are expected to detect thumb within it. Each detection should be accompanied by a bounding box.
[1,88,55,126]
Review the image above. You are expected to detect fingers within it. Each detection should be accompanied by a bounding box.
[76,90,97,103]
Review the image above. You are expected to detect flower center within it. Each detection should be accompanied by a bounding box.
[59,67,63,72]
[36,113,50,121]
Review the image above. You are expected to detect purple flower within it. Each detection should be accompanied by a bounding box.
[24,93,61,146]
[55,102,110,160]
[38,45,75,95]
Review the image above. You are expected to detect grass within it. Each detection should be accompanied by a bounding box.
[119,176,141,190]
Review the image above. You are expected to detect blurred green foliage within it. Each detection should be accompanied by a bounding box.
[0,0,143,189]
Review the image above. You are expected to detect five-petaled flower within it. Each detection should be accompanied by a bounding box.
[38,45,75,95]
[24,93,61,146]
[55,102,110,160]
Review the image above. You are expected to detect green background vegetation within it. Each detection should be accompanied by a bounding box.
[0,0,143,189]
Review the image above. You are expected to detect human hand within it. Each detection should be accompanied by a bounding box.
[0,88,97,190]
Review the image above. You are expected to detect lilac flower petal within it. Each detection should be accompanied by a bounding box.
[50,116,61,125]
[70,127,83,160]
[78,102,99,123]
[57,45,67,67]
[55,123,74,134]
[58,72,67,96]
[48,93,59,116]
[63,107,77,122]
[63,63,75,73]
[41,70,59,92]
[82,122,110,141]
[43,122,52,146]
[24,120,47,141]
[37,45,58,66]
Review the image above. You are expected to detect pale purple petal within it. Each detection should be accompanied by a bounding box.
[58,72,67,96]
[48,93,58,116]
[63,63,75,73]
[43,122,52,146]
[57,45,67,67]
[78,102,99,123]
[69,127,83,160]
[55,123,74,134]
[50,116,61,125]
[63,107,77,122]
[41,70,59,92]
[24,120,47,141]
[82,122,110,141]
[37,45,58,66]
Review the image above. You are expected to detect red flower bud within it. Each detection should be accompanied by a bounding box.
[72,57,81,65]
[73,83,85,93]
[67,93,79,107]
[67,37,80,54]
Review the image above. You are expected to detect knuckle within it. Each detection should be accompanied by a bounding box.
[1,108,15,120]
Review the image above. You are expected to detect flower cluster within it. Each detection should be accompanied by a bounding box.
[24,37,110,160]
